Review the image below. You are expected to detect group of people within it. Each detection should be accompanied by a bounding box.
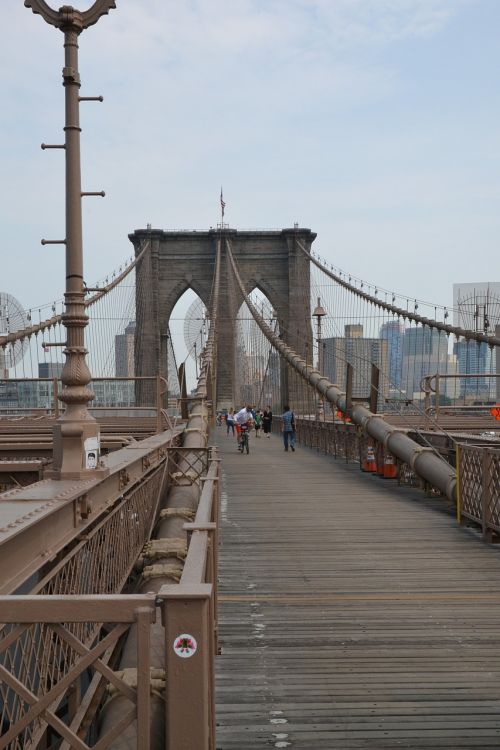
[223,405,273,439]
[216,404,296,452]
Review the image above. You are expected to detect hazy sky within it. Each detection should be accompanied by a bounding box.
[1,1,499,347]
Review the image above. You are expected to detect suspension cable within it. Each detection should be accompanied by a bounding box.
[297,239,500,348]
[226,236,457,501]
[0,239,150,349]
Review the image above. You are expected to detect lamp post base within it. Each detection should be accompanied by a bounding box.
[48,420,109,480]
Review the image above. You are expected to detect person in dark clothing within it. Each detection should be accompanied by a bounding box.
[262,406,273,437]
[226,408,235,436]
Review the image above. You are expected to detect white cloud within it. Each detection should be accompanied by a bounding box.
[0,0,491,321]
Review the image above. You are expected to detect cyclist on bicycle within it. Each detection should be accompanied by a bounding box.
[234,405,254,449]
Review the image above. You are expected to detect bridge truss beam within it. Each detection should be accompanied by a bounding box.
[0,428,181,596]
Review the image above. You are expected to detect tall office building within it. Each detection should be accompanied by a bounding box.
[115,321,135,378]
[454,340,493,399]
[323,324,389,408]
[38,362,64,379]
[379,320,405,390]
[401,327,449,399]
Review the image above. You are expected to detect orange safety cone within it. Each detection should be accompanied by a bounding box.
[383,451,398,479]
[362,444,377,472]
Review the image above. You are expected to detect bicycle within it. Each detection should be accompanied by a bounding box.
[238,425,250,454]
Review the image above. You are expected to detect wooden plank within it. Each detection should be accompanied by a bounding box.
[213,430,500,748]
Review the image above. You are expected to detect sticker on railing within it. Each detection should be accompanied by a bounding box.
[173,633,198,658]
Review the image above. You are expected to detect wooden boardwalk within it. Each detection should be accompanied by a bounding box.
[213,429,500,749]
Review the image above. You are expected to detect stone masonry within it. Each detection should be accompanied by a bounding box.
[129,228,316,409]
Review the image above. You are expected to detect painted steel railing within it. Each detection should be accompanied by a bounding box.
[0,595,156,750]
[0,376,171,431]
[457,444,500,539]
[0,450,220,749]
[159,455,219,749]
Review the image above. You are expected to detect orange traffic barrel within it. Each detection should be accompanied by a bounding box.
[383,451,398,479]
[362,444,377,472]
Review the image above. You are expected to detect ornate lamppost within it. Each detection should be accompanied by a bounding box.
[313,297,326,420]
[25,1,115,477]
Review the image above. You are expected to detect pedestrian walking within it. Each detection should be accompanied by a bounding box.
[254,410,262,437]
[226,408,235,436]
[262,406,272,437]
[281,405,296,452]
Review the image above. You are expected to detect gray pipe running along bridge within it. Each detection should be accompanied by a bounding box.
[1,3,500,749]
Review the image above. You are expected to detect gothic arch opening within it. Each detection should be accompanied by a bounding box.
[233,288,281,410]
[169,289,208,393]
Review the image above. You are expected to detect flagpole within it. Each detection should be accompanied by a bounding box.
[220,186,225,226]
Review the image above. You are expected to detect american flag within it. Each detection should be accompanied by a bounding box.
[220,187,226,217]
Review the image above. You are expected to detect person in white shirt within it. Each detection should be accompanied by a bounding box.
[234,405,254,447]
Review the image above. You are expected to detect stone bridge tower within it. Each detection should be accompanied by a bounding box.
[129,227,316,409]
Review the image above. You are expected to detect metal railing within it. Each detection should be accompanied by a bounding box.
[422,373,500,421]
[158,454,219,749]
[0,595,156,750]
[457,444,500,539]
[0,376,173,432]
[0,448,220,749]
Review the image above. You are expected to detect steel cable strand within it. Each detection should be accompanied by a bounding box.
[308,260,463,446]
[194,235,222,402]
[226,238,457,501]
[297,240,500,349]
[0,240,151,350]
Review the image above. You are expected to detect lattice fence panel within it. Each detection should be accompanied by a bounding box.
[460,447,484,522]
[0,465,165,749]
[485,453,500,532]
[168,448,209,487]
[0,607,152,750]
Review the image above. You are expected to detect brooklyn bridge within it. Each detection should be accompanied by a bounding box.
[1,2,500,749]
